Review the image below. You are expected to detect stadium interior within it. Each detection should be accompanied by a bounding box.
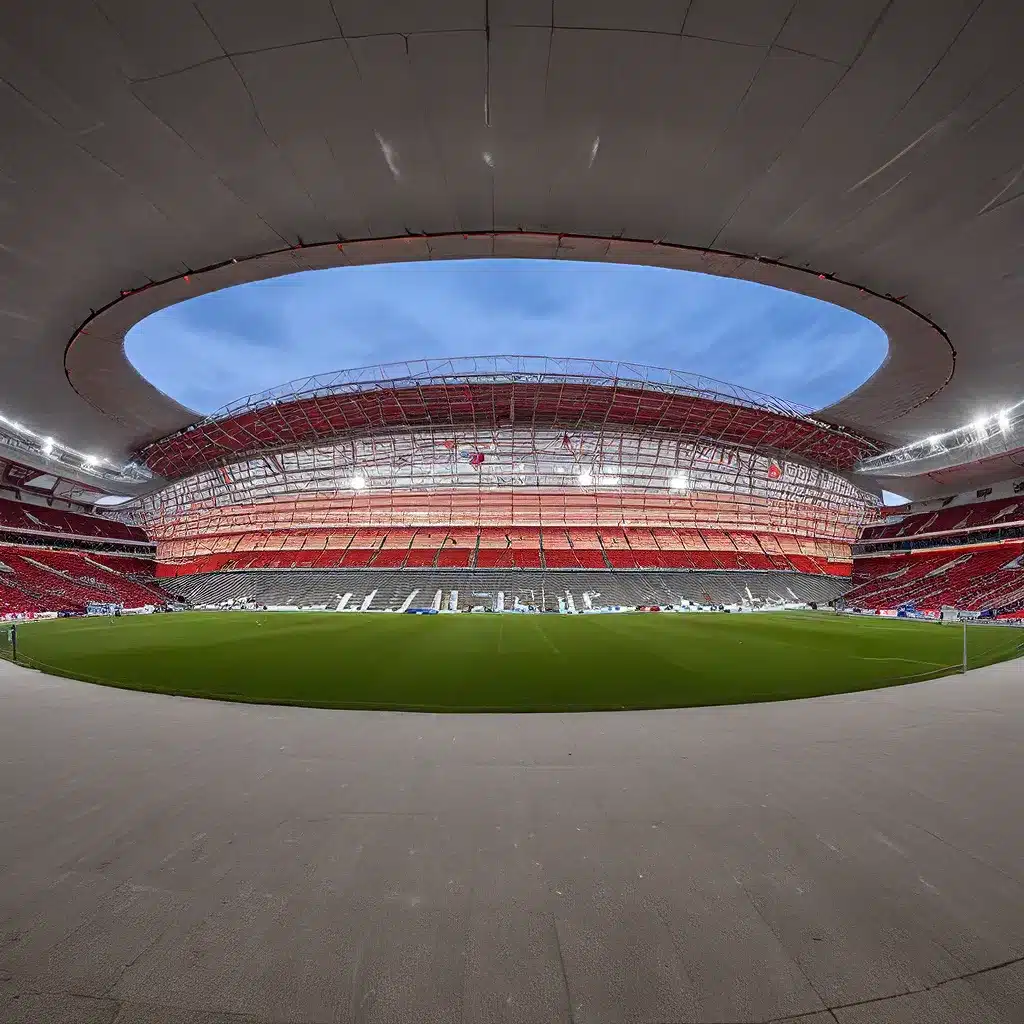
[1,353,1021,618]
[2,3,1024,1022]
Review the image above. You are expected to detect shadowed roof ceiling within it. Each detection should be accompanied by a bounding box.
[3,0,1024,499]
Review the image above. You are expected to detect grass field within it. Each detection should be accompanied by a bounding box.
[8,610,1022,712]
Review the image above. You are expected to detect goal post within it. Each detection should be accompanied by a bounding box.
[938,608,968,672]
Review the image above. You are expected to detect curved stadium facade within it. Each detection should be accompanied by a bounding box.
[128,357,881,612]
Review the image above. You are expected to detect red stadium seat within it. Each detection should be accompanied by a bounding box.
[845,542,1024,611]
[0,544,170,613]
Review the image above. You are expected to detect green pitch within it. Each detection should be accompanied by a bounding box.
[9,611,1022,712]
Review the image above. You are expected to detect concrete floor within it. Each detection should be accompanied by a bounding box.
[0,660,1022,1023]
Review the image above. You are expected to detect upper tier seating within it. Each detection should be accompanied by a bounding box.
[0,497,147,542]
[861,497,1024,542]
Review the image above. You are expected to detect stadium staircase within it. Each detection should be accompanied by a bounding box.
[83,555,178,606]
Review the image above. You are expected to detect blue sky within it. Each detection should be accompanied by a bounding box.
[126,260,887,415]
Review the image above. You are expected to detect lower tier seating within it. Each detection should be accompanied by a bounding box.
[0,545,171,615]
[844,542,1024,613]
[171,567,849,612]
[158,526,852,578]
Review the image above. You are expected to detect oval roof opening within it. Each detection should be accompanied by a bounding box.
[125,259,887,416]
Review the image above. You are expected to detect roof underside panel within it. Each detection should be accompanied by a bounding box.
[1,2,1023,501]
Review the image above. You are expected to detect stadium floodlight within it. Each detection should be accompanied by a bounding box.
[349,473,367,490]
[598,474,619,486]
[669,473,689,490]
[927,435,942,449]
[998,410,1011,433]
[577,470,594,486]
[972,416,990,435]
[83,455,97,467]
[41,438,54,455]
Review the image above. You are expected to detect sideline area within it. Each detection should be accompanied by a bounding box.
[0,656,1022,1021]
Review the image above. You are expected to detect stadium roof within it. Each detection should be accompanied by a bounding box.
[139,357,882,481]
[4,2,1024,499]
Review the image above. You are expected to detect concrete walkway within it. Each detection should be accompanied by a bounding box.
[0,659,1022,1022]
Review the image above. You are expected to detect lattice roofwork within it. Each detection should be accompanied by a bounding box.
[138,357,885,481]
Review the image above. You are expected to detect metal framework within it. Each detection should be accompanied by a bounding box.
[856,398,1024,476]
[127,359,880,566]
[137,445,873,562]
[138,357,884,481]
[0,417,151,487]
[210,357,812,419]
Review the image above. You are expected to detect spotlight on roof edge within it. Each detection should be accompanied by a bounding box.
[577,470,594,486]
[349,474,367,490]
[0,409,150,481]
[856,399,1024,473]
[669,473,689,490]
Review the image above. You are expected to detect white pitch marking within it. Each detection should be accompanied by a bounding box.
[857,656,948,668]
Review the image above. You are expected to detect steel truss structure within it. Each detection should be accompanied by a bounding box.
[138,357,884,481]
[0,418,151,487]
[201,356,818,421]
[128,360,880,570]
[856,397,1024,476]
[141,428,873,551]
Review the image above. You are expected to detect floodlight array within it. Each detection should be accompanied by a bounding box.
[856,399,1024,474]
[0,412,151,484]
